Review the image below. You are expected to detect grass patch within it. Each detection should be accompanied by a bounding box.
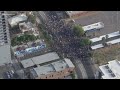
[93,44,120,65]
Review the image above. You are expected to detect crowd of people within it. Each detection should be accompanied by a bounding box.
[43,11,91,59]
[41,11,95,78]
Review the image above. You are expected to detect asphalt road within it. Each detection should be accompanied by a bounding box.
[37,11,96,79]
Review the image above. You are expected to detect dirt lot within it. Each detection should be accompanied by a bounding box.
[92,44,120,65]
[74,11,120,36]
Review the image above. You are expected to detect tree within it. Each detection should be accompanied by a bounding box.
[73,25,85,36]
[80,38,92,46]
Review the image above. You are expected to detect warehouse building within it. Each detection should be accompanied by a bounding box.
[99,60,120,79]
[20,52,60,68]
[30,58,75,79]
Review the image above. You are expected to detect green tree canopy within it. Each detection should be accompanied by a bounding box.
[80,38,92,46]
[73,25,85,36]
[11,34,37,46]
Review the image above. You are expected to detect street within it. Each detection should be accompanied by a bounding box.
[35,11,96,79]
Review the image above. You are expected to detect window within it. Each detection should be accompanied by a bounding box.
[52,75,53,77]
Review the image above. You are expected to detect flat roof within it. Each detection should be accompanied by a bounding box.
[20,58,35,68]
[91,44,104,50]
[91,37,120,50]
[99,60,120,79]
[0,45,11,66]
[90,31,120,43]
[64,58,75,68]
[106,38,120,45]
[108,60,120,76]
[33,64,55,77]
[82,22,104,32]
[30,58,74,78]
[52,60,68,71]
[32,52,60,65]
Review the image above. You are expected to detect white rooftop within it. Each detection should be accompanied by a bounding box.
[52,60,68,71]
[64,58,75,68]
[8,14,28,27]
[20,52,60,68]
[33,64,55,77]
[106,38,120,45]
[31,58,75,78]
[82,22,104,32]
[32,52,60,65]
[91,44,104,50]
[90,31,120,43]
[99,60,120,79]
[108,60,120,77]
[20,58,35,68]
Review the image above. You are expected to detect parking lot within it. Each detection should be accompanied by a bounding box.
[74,11,120,36]
[0,64,14,79]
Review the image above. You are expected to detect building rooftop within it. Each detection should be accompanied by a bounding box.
[52,60,68,71]
[64,58,75,68]
[0,11,10,46]
[90,31,120,43]
[106,38,120,45]
[32,52,60,65]
[99,60,120,79]
[0,45,12,66]
[8,14,28,27]
[20,52,60,68]
[108,60,120,76]
[33,64,55,77]
[20,58,35,68]
[91,44,104,50]
[82,22,104,32]
[30,58,75,78]
[0,11,11,66]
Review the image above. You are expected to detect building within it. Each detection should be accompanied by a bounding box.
[90,31,120,50]
[29,58,75,79]
[20,52,60,68]
[19,22,39,36]
[0,11,12,66]
[99,60,120,79]
[82,22,104,32]
[12,39,46,59]
[82,22,104,37]
[66,11,88,18]
[8,14,28,27]
[90,31,120,43]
